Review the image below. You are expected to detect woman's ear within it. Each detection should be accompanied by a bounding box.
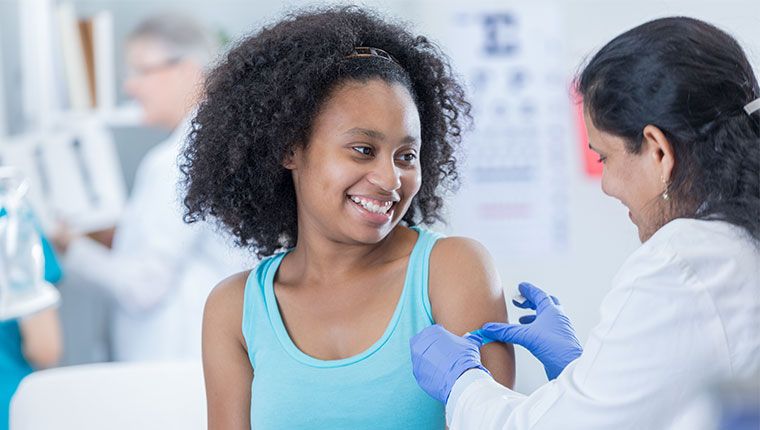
[642,124,675,183]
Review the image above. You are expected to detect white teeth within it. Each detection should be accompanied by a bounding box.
[349,196,393,215]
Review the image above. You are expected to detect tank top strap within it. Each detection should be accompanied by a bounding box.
[242,252,286,367]
[404,226,445,325]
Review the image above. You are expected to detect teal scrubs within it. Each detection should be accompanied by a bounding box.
[0,208,62,430]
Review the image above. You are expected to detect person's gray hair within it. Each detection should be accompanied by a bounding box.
[127,12,218,68]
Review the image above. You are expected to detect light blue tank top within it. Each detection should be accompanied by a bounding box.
[242,227,445,429]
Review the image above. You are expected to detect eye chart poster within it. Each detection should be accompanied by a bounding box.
[426,2,572,257]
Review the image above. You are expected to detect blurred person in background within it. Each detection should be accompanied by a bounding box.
[51,12,250,362]
[0,230,62,430]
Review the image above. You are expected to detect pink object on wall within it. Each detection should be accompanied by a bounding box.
[574,92,603,178]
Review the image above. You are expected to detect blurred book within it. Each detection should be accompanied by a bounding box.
[78,17,97,108]
[92,10,116,110]
[57,2,91,110]
[55,3,115,112]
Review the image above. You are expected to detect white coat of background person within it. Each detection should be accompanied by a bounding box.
[51,13,251,361]
[410,17,760,429]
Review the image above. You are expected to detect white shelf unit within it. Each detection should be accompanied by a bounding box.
[17,0,129,133]
[1,0,133,232]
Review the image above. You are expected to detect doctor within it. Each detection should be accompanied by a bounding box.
[411,17,760,429]
[51,13,250,361]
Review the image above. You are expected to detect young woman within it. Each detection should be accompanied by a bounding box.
[181,7,515,429]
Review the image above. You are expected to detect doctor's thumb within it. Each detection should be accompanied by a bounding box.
[480,322,527,345]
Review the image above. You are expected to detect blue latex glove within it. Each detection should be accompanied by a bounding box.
[410,324,491,403]
[480,282,582,380]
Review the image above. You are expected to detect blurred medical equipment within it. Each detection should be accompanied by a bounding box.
[0,121,126,233]
[670,373,760,430]
[0,168,59,321]
[711,375,760,430]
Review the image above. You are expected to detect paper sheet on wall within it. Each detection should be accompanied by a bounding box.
[432,2,571,258]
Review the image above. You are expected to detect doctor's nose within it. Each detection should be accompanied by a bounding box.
[599,173,613,197]
[367,158,402,193]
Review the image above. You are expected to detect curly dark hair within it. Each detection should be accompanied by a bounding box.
[180,6,470,257]
[577,17,760,242]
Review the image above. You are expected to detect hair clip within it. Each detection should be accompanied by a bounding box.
[345,47,402,67]
[743,97,760,115]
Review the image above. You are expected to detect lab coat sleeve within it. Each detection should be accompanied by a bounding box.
[446,369,527,428]
[447,240,730,429]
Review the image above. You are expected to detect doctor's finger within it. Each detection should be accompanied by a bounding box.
[518,282,553,312]
[518,315,536,324]
[512,296,536,310]
[480,322,528,345]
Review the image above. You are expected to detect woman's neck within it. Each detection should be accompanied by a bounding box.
[281,225,413,287]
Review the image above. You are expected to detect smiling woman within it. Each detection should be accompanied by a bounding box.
[283,80,421,245]
[180,6,514,430]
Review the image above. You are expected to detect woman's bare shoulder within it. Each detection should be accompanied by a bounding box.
[204,270,251,333]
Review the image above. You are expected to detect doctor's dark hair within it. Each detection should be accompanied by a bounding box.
[180,7,469,257]
[577,17,760,242]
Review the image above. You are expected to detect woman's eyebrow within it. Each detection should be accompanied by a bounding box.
[345,127,385,140]
[345,127,419,145]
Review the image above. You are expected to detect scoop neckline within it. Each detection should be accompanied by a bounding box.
[264,227,424,368]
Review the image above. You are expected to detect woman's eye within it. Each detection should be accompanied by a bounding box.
[398,153,417,163]
[353,146,373,156]
[596,155,607,164]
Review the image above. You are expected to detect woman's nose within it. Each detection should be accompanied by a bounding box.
[367,158,402,192]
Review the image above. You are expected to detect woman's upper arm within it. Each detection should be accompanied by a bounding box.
[429,237,516,388]
[203,271,253,430]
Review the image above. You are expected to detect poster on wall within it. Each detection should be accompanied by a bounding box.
[428,2,572,258]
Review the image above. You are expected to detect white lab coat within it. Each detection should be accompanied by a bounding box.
[64,115,253,361]
[447,218,760,429]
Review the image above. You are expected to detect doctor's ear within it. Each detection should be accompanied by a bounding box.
[642,125,675,183]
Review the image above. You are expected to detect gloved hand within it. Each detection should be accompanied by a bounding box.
[410,324,491,403]
[480,282,582,380]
